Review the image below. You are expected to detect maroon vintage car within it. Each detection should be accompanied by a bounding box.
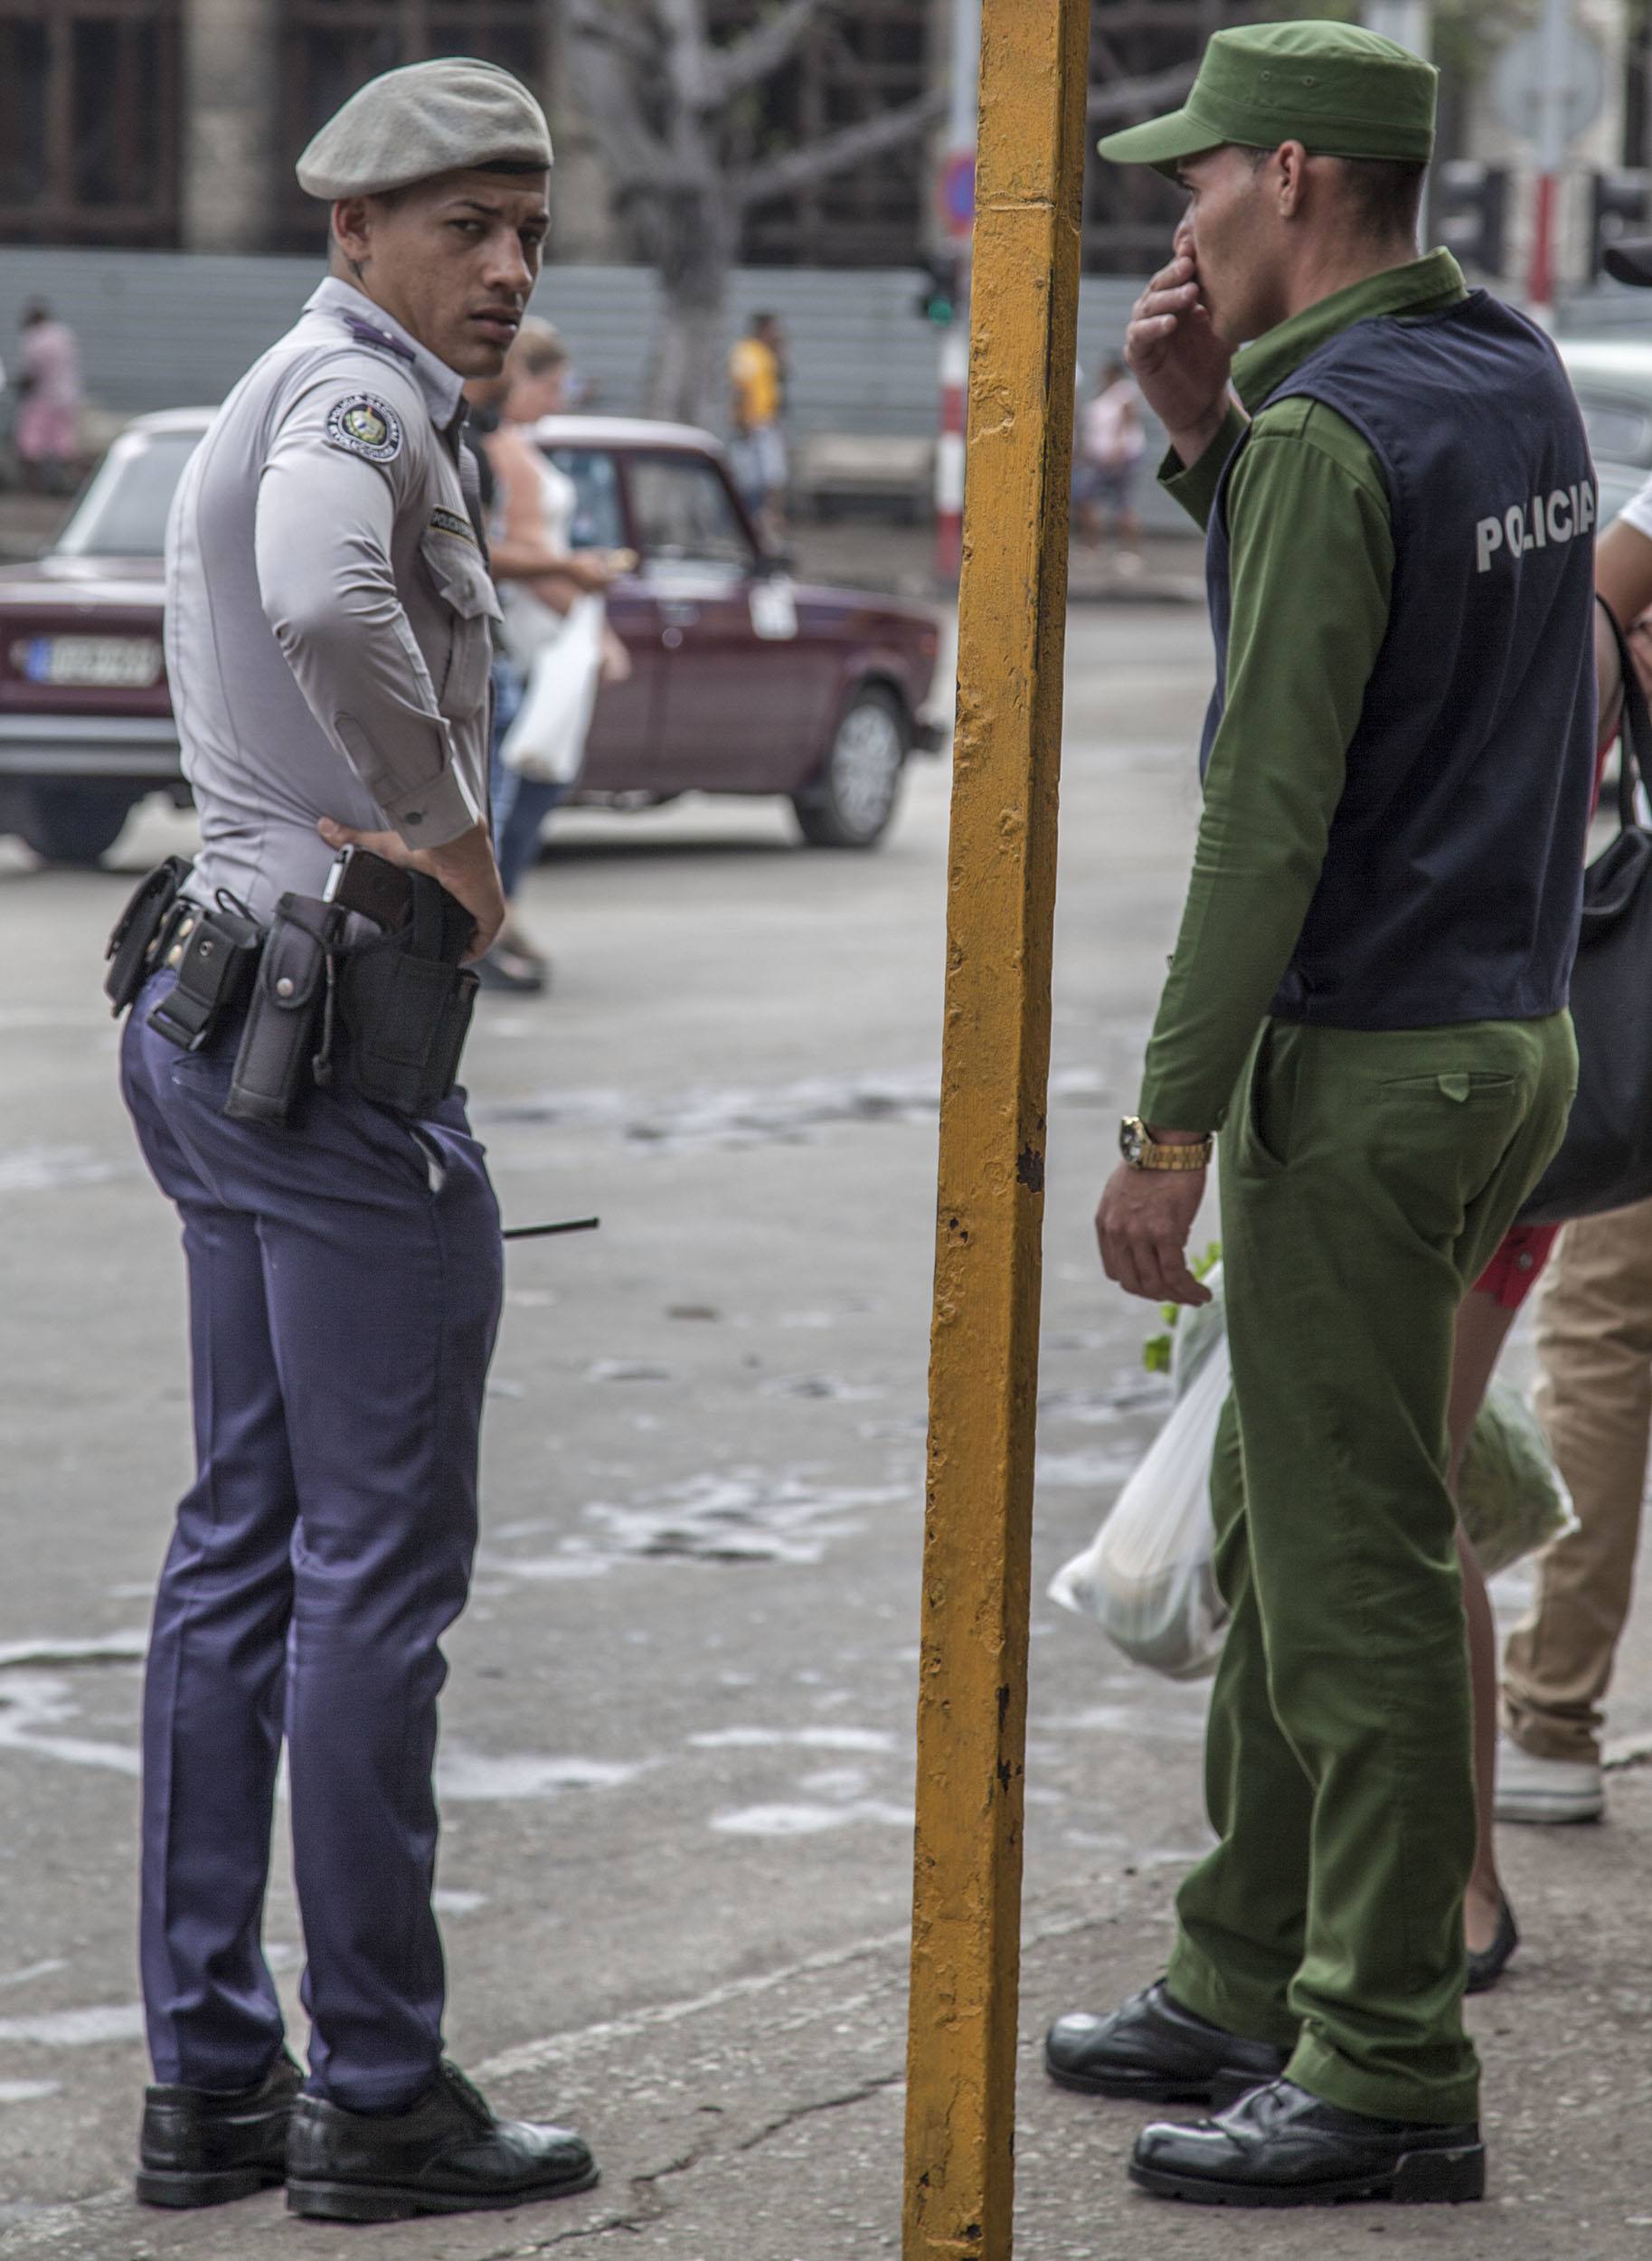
[0,409,945,865]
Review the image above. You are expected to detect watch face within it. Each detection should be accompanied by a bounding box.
[1119,1117,1144,1165]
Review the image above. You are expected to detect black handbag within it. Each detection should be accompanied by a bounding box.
[1519,602,1652,1225]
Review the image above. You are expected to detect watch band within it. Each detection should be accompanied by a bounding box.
[1119,1115,1213,1172]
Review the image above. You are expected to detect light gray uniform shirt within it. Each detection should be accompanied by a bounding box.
[165,276,500,920]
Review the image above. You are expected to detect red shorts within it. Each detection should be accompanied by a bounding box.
[1472,1222,1560,1310]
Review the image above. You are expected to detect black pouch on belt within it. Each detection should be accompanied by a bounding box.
[225,895,345,1127]
[336,872,478,1119]
[146,900,264,1053]
[104,856,194,1017]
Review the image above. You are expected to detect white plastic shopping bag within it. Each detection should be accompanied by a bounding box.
[1048,1268,1230,1680]
[500,595,604,785]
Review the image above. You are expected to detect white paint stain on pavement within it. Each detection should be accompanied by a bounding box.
[435,1752,645,1802]
[0,2081,61,2103]
[0,1147,123,1194]
[0,1675,138,1775]
[710,1800,913,1838]
[0,2005,144,2047]
[482,1470,910,1574]
[688,1726,895,1754]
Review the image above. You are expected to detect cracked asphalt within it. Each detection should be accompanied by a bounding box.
[3,605,1652,2257]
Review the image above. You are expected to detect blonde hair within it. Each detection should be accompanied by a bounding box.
[508,317,568,380]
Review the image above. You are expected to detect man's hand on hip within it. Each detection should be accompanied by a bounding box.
[1127,222,1236,471]
[1097,1160,1213,1307]
[317,816,505,964]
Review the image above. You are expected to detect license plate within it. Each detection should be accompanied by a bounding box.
[14,635,163,689]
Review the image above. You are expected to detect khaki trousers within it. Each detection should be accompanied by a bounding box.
[1502,1195,1652,1764]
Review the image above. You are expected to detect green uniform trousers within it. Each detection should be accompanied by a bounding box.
[1164,1013,1576,2124]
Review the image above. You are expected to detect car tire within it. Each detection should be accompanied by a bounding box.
[793,686,909,850]
[17,782,140,866]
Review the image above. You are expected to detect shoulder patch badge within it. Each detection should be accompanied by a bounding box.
[325,393,403,465]
[428,506,477,546]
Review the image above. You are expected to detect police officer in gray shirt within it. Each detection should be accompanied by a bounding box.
[122,61,599,2223]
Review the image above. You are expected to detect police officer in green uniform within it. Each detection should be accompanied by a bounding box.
[1043,22,1595,2208]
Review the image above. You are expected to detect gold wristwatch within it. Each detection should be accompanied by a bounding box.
[1119,1116,1213,1172]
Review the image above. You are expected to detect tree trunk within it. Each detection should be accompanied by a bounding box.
[645,188,740,429]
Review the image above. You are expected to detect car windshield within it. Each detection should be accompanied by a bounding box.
[627,453,753,571]
[55,428,203,559]
[543,447,627,550]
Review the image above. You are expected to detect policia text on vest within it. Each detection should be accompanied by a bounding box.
[1477,483,1597,575]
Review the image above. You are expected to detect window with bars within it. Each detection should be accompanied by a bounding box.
[0,0,179,244]
[712,0,930,268]
[1083,0,1253,275]
[277,0,551,251]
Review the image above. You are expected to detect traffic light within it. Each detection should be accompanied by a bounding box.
[1593,169,1652,278]
[1433,160,1508,280]
[915,253,960,325]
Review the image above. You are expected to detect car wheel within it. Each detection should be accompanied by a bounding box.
[793,687,908,849]
[17,782,140,866]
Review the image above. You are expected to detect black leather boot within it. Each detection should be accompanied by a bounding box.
[286,2060,598,2222]
[136,2048,304,2209]
[1130,2077,1486,2207]
[1045,1980,1289,2105]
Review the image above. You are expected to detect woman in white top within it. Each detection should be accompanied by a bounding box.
[482,320,630,989]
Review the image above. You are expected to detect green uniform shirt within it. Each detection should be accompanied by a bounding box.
[1138,249,1468,1132]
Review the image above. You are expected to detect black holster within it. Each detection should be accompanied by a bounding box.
[104,856,194,1017]
[146,901,263,1053]
[225,896,345,1127]
[335,874,477,1119]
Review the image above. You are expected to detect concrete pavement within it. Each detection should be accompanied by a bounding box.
[0,605,1648,2256]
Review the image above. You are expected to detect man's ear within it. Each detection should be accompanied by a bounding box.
[332,196,373,266]
[1275,141,1310,219]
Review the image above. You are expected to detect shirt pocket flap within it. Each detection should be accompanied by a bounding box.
[421,535,502,625]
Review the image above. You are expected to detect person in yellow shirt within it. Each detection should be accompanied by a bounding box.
[728,311,788,538]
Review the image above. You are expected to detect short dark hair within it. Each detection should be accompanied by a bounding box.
[1240,145,1426,243]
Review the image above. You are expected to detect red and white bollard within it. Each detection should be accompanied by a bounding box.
[933,321,969,586]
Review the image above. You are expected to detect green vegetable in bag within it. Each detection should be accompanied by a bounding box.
[1458,1382,1574,1578]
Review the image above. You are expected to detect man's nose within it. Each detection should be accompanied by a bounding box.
[482,230,534,298]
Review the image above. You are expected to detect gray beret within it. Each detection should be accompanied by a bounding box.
[296,57,552,200]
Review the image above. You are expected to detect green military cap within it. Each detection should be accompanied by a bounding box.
[297,57,552,200]
[1098,20,1437,175]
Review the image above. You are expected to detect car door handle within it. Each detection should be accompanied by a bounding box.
[659,601,701,629]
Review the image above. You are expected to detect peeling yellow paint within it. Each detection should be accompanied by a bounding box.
[902,4,1090,2258]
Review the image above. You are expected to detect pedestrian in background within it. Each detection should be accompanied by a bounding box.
[479,316,630,994]
[1073,358,1146,566]
[1057,21,1594,2210]
[1496,427,1652,1829]
[119,58,599,2223]
[14,302,81,494]
[729,310,788,540]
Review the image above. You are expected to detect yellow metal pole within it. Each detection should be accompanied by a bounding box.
[902,3,1090,2257]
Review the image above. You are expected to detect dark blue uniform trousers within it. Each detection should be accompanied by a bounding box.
[120,970,503,2111]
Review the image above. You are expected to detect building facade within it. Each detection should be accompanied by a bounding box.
[0,1,1642,287]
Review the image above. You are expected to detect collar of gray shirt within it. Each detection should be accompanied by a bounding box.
[304,276,467,432]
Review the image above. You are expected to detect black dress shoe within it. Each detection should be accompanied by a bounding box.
[1465,1895,1519,1994]
[1130,2077,1485,2208]
[1045,1980,1289,2106]
[286,2060,598,2222]
[136,2048,304,2209]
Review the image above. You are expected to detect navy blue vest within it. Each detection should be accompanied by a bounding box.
[1204,290,1597,1030]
